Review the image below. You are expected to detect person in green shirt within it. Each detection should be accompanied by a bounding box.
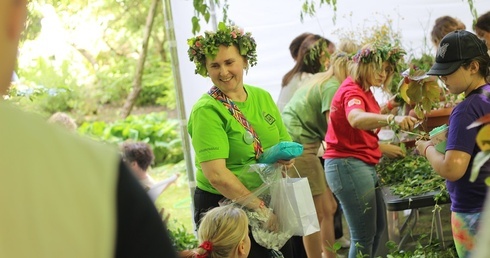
[282,50,352,258]
[187,23,294,257]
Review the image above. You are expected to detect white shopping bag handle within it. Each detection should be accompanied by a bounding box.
[287,164,303,179]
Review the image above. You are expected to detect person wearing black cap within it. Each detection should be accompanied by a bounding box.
[415,30,490,258]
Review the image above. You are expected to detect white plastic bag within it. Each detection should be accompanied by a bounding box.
[234,164,299,257]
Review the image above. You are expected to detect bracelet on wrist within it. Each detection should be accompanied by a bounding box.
[386,114,394,125]
[424,144,434,156]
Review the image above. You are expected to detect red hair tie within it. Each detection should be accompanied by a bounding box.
[196,241,213,258]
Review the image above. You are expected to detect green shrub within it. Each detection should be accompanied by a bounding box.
[7,84,78,116]
[167,221,198,251]
[10,57,81,115]
[137,56,175,107]
[78,112,183,166]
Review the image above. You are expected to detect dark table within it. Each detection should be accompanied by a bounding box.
[381,186,451,249]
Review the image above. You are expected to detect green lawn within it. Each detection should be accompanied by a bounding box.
[151,160,195,233]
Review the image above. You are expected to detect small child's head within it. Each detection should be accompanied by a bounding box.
[196,205,250,258]
[48,112,77,132]
[431,16,466,48]
[351,44,405,90]
[427,30,490,94]
[121,141,154,172]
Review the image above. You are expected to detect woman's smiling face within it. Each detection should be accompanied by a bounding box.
[206,45,247,95]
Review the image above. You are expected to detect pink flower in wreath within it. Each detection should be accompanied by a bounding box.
[231,31,237,38]
[195,41,202,48]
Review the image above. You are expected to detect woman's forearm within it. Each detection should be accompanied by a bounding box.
[348,110,392,130]
[201,160,263,210]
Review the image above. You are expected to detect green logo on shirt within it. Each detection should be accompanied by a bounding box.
[264,113,276,125]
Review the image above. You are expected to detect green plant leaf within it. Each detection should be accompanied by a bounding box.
[470,151,490,183]
[476,124,490,151]
[406,81,422,103]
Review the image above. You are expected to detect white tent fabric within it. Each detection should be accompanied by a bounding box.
[171,0,490,114]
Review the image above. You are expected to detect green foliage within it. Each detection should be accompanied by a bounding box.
[93,53,135,105]
[409,53,435,73]
[138,55,175,107]
[353,239,457,257]
[383,239,457,258]
[21,2,43,43]
[466,0,479,28]
[78,112,183,166]
[18,57,80,91]
[300,0,337,23]
[9,57,81,115]
[8,85,77,116]
[167,220,198,251]
[17,0,175,115]
[397,65,441,118]
[376,152,449,203]
[191,0,230,35]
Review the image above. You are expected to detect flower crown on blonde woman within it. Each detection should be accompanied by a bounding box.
[351,44,406,69]
[187,22,258,77]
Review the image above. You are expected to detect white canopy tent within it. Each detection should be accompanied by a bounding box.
[163,0,490,229]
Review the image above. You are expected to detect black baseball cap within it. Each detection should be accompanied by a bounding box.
[427,30,488,76]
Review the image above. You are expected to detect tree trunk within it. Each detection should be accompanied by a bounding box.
[120,0,160,118]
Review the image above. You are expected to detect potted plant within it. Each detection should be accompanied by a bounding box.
[395,57,459,132]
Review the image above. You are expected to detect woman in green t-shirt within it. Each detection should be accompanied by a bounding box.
[187,23,294,258]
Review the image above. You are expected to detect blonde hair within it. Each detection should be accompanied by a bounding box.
[351,44,396,91]
[196,205,249,258]
[48,112,77,132]
[336,39,360,55]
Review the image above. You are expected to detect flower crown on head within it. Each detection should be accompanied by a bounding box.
[303,39,330,70]
[187,22,258,77]
[352,44,406,69]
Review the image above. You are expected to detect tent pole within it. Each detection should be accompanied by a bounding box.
[162,0,196,231]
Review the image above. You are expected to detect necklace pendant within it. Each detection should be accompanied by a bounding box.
[243,131,254,145]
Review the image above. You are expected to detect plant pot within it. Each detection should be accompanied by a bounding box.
[422,107,453,133]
